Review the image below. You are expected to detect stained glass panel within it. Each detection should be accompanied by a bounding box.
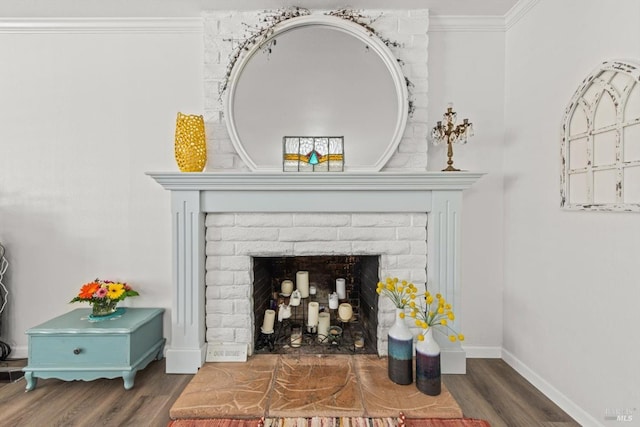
[283,136,344,172]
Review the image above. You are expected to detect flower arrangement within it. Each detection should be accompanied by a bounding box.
[376,277,416,311]
[409,290,464,343]
[70,279,139,316]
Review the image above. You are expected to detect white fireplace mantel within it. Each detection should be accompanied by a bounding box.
[148,171,484,374]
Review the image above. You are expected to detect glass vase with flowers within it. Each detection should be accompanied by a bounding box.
[70,279,139,318]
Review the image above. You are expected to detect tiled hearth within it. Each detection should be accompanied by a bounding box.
[148,172,483,375]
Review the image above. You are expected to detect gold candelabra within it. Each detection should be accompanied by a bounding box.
[430,104,473,172]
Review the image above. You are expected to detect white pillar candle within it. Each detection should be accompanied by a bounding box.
[338,303,353,322]
[309,285,317,296]
[261,309,276,333]
[307,301,319,327]
[296,271,309,298]
[328,292,339,309]
[336,278,346,299]
[317,312,331,343]
[281,280,294,296]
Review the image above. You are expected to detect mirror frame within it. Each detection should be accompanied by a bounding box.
[224,14,409,172]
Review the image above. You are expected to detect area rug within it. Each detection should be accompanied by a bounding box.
[168,417,490,427]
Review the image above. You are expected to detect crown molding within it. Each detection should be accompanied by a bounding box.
[429,15,505,32]
[0,17,202,34]
[505,0,540,29]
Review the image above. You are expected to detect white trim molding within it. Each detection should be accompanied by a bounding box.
[505,0,540,30]
[0,17,202,34]
[502,349,602,427]
[429,15,505,32]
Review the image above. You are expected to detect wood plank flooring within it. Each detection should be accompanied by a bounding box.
[0,358,579,427]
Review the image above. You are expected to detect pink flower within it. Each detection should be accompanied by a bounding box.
[95,287,108,298]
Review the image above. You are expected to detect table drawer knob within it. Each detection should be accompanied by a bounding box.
[73,348,82,355]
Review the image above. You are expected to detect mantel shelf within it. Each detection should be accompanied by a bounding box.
[146,171,485,192]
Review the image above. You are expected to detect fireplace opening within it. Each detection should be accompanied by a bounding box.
[253,255,379,354]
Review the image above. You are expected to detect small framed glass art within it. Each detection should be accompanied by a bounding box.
[283,137,344,172]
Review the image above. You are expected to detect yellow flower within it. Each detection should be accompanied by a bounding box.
[436,293,442,299]
[449,335,457,342]
[440,319,447,326]
[458,334,465,341]
[447,312,455,320]
[107,283,125,299]
[399,312,405,319]
[426,296,433,304]
[445,304,452,310]
[417,334,424,341]
[376,288,382,294]
[437,307,444,314]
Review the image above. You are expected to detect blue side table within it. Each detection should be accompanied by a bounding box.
[23,307,165,391]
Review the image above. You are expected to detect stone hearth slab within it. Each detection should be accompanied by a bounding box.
[354,355,462,418]
[268,355,363,418]
[170,355,462,420]
[170,355,278,419]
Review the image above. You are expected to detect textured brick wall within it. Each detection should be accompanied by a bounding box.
[202,9,429,171]
[205,212,427,355]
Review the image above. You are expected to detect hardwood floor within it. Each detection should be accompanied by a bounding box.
[0,358,579,427]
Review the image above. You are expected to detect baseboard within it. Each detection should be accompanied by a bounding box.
[501,348,602,427]
[4,345,27,359]
[463,345,502,358]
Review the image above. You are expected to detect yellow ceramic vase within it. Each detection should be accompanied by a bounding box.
[174,112,206,172]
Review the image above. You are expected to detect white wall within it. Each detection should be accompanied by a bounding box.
[427,25,505,357]
[0,26,204,355]
[503,0,640,425]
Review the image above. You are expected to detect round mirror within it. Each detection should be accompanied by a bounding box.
[225,15,408,172]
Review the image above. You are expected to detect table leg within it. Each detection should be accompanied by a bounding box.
[24,372,37,391]
[122,371,136,390]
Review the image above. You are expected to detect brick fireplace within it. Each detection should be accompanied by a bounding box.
[148,172,483,374]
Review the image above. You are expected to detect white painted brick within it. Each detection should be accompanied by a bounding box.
[279,227,338,242]
[219,284,250,299]
[351,213,411,227]
[293,213,351,227]
[412,213,427,227]
[235,241,294,256]
[206,300,234,314]
[209,154,235,169]
[338,227,395,241]
[293,241,353,255]
[206,328,234,342]
[206,213,235,227]
[223,314,250,329]
[206,270,234,286]
[233,300,252,314]
[221,227,279,241]
[234,270,252,286]
[410,241,427,256]
[398,140,426,154]
[235,328,252,344]
[392,255,427,269]
[205,284,221,299]
[352,241,411,255]
[236,213,293,227]
[396,227,426,241]
[216,255,251,271]
[205,241,235,256]
[398,17,428,35]
[205,227,222,242]
[411,269,427,283]
[382,153,412,169]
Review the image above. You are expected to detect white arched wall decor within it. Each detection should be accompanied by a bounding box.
[561,60,640,211]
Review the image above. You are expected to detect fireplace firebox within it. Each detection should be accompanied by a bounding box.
[253,255,379,354]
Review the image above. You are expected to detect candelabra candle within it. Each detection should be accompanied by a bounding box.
[281,280,293,296]
[329,292,339,309]
[430,103,473,172]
